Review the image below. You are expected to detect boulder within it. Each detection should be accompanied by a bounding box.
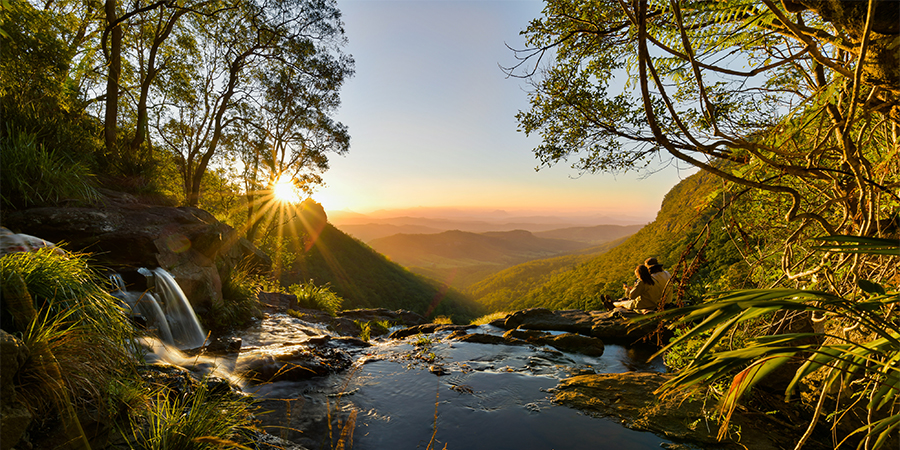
[589,310,669,345]
[2,199,270,315]
[389,323,477,340]
[501,308,594,334]
[237,340,353,383]
[503,329,604,356]
[455,333,526,346]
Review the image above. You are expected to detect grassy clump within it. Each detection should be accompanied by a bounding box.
[470,311,510,326]
[1,248,139,445]
[1,249,265,449]
[355,320,393,341]
[129,379,257,450]
[431,315,453,325]
[210,262,273,332]
[0,128,99,208]
[288,280,344,315]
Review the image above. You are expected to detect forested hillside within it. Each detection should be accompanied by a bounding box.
[472,171,747,312]
[282,223,484,322]
[533,224,643,244]
[367,229,593,290]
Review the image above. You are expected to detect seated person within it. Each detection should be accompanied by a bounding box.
[644,257,672,305]
[605,264,666,313]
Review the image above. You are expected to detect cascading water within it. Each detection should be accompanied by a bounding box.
[145,268,207,349]
[110,274,175,345]
[112,268,207,350]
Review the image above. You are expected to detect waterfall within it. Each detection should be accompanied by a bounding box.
[147,268,208,349]
[112,269,208,350]
[111,274,176,345]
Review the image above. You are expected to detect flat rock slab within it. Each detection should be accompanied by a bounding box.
[501,308,594,334]
[492,308,667,344]
[503,329,605,356]
[237,339,353,383]
[389,324,478,340]
[554,373,813,450]
[338,308,428,326]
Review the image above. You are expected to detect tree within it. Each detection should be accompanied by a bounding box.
[509,0,899,290]
[236,48,351,242]
[155,0,352,207]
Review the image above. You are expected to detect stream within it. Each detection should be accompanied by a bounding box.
[238,313,674,450]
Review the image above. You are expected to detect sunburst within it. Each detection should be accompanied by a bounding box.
[272,174,301,204]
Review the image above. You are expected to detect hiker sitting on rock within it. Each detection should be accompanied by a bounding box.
[603,264,666,313]
[644,257,672,305]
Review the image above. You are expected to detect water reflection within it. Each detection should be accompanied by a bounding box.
[243,321,672,450]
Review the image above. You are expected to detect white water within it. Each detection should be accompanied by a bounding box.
[112,268,207,350]
[149,268,208,349]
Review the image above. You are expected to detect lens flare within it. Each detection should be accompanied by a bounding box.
[272,175,301,204]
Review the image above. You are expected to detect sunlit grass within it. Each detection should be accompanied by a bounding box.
[1,248,140,447]
[129,379,257,450]
[470,311,510,325]
[431,315,453,325]
[288,280,344,315]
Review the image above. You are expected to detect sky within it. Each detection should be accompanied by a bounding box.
[312,0,696,221]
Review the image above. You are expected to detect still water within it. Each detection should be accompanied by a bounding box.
[242,315,672,450]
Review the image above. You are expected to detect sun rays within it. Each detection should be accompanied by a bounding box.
[272,174,302,205]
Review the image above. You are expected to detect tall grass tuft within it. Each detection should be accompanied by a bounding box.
[212,261,270,331]
[0,128,100,208]
[288,280,344,315]
[1,248,140,445]
[129,380,257,450]
[470,311,510,326]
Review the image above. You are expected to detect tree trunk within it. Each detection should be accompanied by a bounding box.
[104,0,122,157]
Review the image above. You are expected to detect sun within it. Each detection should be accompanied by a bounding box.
[272,175,301,204]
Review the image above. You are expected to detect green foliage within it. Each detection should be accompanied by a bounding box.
[0,129,99,208]
[511,0,899,294]
[1,249,139,438]
[1,248,136,348]
[208,262,270,332]
[129,379,256,450]
[284,223,485,323]
[0,0,101,165]
[471,171,748,312]
[470,311,511,326]
[355,320,391,341]
[652,237,900,448]
[288,280,344,315]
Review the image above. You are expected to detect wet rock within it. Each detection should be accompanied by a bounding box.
[270,306,362,337]
[455,333,526,346]
[204,336,242,354]
[0,330,32,450]
[2,200,270,315]
[589,310,666,344]
[329,336,372,348]
[0,330,28,403]
[502,329,605,356]
[0,402,32,450]
[501,308,594,334]
[389,323,477,340]
[429,365,450,376]
[554,373,795,450]
[237,346,353,383]
[258,292,301,311]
